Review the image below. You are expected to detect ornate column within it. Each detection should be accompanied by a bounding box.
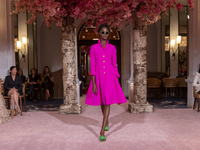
[59,16,82,114]
[128,13,153,113]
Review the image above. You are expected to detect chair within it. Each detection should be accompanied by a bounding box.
[176,78,187,98]
[2,83,26,116]
[162,78,178,99]
[147,78,161,97]
[193,86,200,112]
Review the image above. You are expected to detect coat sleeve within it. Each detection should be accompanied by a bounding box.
[112,46,120,78]
[4,76,10,91]
[90,45,96,76]
[193,72,200,92]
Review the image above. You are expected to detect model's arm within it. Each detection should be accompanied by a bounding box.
[112,46,120,78]
[27,76,31,84]
[50,75,54,82]
[193,72,200,93]
[41,75,44,82]
[90,46,97,94]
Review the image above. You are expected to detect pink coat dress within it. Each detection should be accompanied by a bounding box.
[85,40,127,106]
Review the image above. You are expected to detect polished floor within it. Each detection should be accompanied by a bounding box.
[1,95,199,150]
[23,94,188,112]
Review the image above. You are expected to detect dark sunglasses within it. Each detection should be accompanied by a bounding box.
[101,31,109,35]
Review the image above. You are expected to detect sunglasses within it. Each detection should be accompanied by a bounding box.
[101,31,109,35]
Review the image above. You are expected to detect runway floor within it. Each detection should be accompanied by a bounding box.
[1,95,200,150]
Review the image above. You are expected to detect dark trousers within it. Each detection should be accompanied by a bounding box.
[27,84,38,99]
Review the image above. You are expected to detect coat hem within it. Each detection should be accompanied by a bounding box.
[85,101,127,106]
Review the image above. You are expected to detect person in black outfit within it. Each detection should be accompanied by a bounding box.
[26,68,39,102]
[17,68,26,84]
[41,66,54,101]
[4,66,22,118]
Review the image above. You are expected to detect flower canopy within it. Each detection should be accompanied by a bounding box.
[13,0,194,30]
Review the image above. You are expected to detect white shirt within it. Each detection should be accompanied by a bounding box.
[193,72,200,93]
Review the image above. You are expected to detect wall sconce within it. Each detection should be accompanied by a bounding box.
[17,41,21,50]
[17,37,27,62]
[177,36,181,44]
[171,36,181,61]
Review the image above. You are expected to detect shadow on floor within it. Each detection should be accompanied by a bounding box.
[46,103,147,140]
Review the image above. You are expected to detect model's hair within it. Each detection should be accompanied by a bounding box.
[17,68,23,76]
[42,66,52,77]
[30,68,37,75]
[10,66,16,75]
[10,66,16,71]
[98,23,110,33]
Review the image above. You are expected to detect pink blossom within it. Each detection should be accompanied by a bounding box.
[12,0,194,31]
[176,3,184,10]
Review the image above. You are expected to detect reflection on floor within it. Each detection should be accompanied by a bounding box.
[24,98,63,112]
[147,97,189,109]
[24,95,189,112]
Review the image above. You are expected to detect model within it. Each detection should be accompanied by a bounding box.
[85,24,127,142]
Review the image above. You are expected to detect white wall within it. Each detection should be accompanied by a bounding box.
[121,23,130,97]
[147,20,161,72]
[169,8,179,78]
[18,13,28,77]
[0,1,15,80]
[186,0,200,107]
[37,15,62,74]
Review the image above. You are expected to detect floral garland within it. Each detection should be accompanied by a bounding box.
[12,0,194,31]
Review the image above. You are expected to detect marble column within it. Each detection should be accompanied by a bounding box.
[186,0,200,107]
[128,13,153,113]
[59,16,82,114]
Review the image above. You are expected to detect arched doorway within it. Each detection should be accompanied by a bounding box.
[77,25,121,96]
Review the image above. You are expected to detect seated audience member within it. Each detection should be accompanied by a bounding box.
[26,68,39,102]
[41,66,54,101]
[17,68,26,84]
[4,66,22,118]
[193,69,200,93]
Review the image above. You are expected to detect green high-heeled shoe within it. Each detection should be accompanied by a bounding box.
[99,136,106,142]
[105,126,109,131]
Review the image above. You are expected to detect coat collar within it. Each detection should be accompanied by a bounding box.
[98,39,109,44]
[98,39,109,50]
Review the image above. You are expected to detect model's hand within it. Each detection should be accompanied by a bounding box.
[13,87,18,91]
[92,84,97,95]
[9,88,14,92]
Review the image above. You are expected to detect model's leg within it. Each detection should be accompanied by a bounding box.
[10,94,15,117]
[8,90,15,117]
[100,105,110,140]
[46,89,50,100]
[13,91,21,113]
[101,102,104,114]
[101,103,109,127]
